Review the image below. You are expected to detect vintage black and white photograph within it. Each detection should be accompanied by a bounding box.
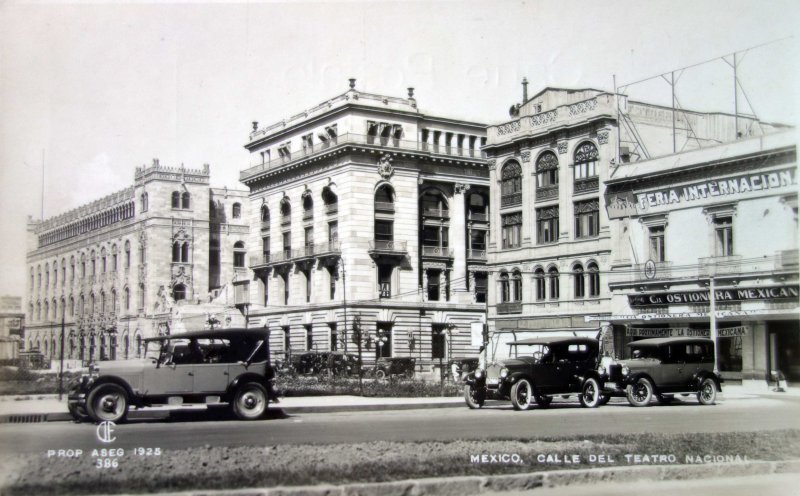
[0,1,798,495]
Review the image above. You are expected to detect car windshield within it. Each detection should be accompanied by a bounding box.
[508,344,553,363]
[628,346,659,359]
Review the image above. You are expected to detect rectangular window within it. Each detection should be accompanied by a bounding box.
[501,213,522,249]
[282,232,291,258]
[537,207,559,244]
[714,217,733,256]
[574,200,599,239]
[537,169,558,188]
[649,226,665,262]
[329,323,338,351]
[474,272,488,303]
[431,325,446,360]
[574,161,598,180]
[305,226,314,248]
[281,273,289,305]
[328,221,338,243]
[427,270,440,301]
[262,236,270,260]
[376,323,392,359]
[328,266,337,300]
[378,265,392,298]
[305,270,311,303]
[375,220,393,242]
[305,324,313,350]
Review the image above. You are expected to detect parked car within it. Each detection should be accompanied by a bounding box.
[463,336,605,410]
[67,329,276,423]
[448,357,480,382]
[290,351,361,376]
[600,337,722,407]
[371,357,416,379]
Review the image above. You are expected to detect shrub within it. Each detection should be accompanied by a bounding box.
[275,375,461,398]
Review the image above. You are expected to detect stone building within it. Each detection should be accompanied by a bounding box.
[603,130,798,389]
[240,80,489,374]
[482,82,788,360]
[0,296,24,361]
[25,161,249,364]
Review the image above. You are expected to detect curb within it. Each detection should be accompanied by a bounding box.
[103,459,800,496]
[0,400,465,423]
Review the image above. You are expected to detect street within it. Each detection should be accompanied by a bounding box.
[1,394,799,456]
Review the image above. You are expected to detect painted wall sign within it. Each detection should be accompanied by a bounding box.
[628,285,799,307]
[626,326,748,338]
[586,308,798,322]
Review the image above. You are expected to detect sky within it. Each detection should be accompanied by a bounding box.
[0,0,798,297]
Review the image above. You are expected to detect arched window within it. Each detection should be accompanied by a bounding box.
[373,185,395,248]
[302,194,313,220]
[322,187,338,215]
[261,205,270,225]
[45,264,49,287]
[37,265,41,288]
[111,245,117,271]
[69,297,74,317]
[124,288,130,311]
[588,262,600,297]
[61,259,66,283]
[172,242,181,262]
[79,295,85,317]
[172,283,186,301]
[574,142,599,181]
[100,291,106,314]
[233,241,246,268]
[536,151,559,191]
[499,272,510,303]
[52,261,58,287]
[30,267,34,290]
[468,193,488,220]
[140,192,148,212]
[171,191,181,209]
[232,202,242,219]
[124,241,131,268]
[375,184,394,207]
[101,248,107,273]
[574,263,585,298]
[44,301,49,320]
[89,293,95,315]
[280,198,291,225]
[501,161,523,206]
[181,242,189,263]
[138,283,145,310]
[421,190,448,218]
[512,269,522,302]
[548,267,560,300]
[90,251,96,276]
[181,192,191,209]
[111,289,117,312]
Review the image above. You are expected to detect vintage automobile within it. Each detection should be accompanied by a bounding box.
[371,356,416,379]
[67,329,275,423]
[463,336,605,410]
[600,337,722,407]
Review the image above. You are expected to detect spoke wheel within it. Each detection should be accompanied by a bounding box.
[510,379,534,410]
[464,385,484,409]
[233,382,268,420]
[697,378,717,405]
[87,383,129,423]
[626,377,653,407]
[579,377,601,408]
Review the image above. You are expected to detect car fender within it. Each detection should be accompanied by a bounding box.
[87,376,139,405]
[693,371,723,392]
[464,373,486,388]
[506,371,534,388]
[626,372,658,392]
[226,373,269,400]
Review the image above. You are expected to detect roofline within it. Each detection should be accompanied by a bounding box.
[522,86,610,106]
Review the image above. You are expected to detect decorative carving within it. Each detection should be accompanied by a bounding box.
[377,153,394,179]
[171,264,192,286]
[497,120,521,136]
[502,212,523,225]
[487,159,496,171]
[568,99,598,117]
[529,110,557,127]
[521,151,531,163]
[454,183,470,195]
[574,199,600,213]
[575,142,599,162]
[574,178,599,194]
[536,151,559,171]
[535,186,559,202]
[557,142,568,154]
[597,131,609,145]
[536,206,559,220]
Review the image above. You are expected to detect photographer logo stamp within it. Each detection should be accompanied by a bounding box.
[96,421,117,444]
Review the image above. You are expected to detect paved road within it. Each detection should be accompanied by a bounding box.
[1,395,798,455]
[488,473,800,496]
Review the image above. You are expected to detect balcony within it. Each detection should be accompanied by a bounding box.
[422,207,449,219]
[468,211,488,223]
[241,132,487,182]
[536,185,559,202]
[421,245,453,258]
[497,302,522,314]
[574,177,599,195]
[501,193,522,209]
[698,255,742,277]
[467,249,487,261]
[368,240,408,263]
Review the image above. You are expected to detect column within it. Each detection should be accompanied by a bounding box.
[451,184,469,291]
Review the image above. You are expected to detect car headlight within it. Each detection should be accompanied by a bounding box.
[499,368,509,379]
[597,365,606,375]
[475,369,483,379]
[621,366,630,376]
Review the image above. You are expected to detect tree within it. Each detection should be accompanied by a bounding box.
[351,314,365,394]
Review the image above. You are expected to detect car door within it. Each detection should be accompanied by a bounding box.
[144,362,194,394]
[533,346,568,394]
[192,340,231,394]
[659,344,685,390]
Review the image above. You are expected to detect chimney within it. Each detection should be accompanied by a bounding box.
[407,87,415,98]
[252,121,258,132]
[349,78,356,90]
[522,77,529,103]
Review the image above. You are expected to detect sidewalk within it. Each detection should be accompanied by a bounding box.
[0,384,796,423]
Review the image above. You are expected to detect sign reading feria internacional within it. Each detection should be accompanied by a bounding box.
[606,167,796,219]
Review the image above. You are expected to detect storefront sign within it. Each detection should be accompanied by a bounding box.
[628,285,799,307]
[626,326,748,338]
[586,308,799,322]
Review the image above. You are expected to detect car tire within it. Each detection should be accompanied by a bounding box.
[68,401,90,423]
[464,385,484,409]
[534,394,552,408]
[86,383,129,423]
[626,377,654,407]
[599,394,611,406]
[232,382,269,420]
[579,377,601,408]
[375,369,387,380]
[657,394,675,405]
[697,378,717,405]
[510,379,534,410]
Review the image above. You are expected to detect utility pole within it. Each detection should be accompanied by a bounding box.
[341,260,348,354]
[709,276,719,374]
[58,305,65,400]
